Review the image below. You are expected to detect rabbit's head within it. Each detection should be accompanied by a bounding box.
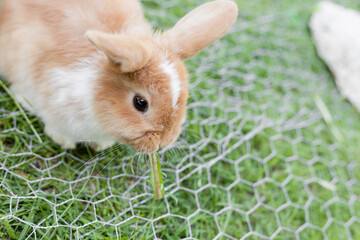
[86,0,238,152]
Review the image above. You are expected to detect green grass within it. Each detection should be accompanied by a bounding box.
[1,0,360,239]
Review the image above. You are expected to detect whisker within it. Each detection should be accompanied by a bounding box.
[93,150,124,177]
[74,143,123,176]
[168,146,186,161]
[80,144,133,181]
[183,128,201,143]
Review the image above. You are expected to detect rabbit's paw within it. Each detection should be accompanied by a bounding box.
[45,127,76,150]
[89,140,116,152]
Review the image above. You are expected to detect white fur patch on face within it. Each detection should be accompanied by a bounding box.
[160,60,181,108]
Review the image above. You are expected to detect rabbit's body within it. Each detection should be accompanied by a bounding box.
[0,0,238,152]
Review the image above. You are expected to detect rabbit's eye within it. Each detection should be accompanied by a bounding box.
[133,95,148,112]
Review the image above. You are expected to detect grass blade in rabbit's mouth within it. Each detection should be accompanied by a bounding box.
[149,153,164,199]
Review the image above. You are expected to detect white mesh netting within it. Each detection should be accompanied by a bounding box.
[1,0,360,239]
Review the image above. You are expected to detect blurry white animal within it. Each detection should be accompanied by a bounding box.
[310,1,360,111]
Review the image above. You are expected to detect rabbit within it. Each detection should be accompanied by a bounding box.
[0,0,238,153]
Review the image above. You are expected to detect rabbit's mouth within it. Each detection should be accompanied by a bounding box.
[124,132,161,153]
[121,125,181,153]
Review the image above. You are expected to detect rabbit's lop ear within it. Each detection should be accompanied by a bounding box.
[163,0,238,60]
[86,31,151,72]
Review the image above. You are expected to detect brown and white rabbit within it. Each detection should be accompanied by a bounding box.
[0,0,238,153]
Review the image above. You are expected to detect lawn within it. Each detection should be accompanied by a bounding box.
[1,0,360,239]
